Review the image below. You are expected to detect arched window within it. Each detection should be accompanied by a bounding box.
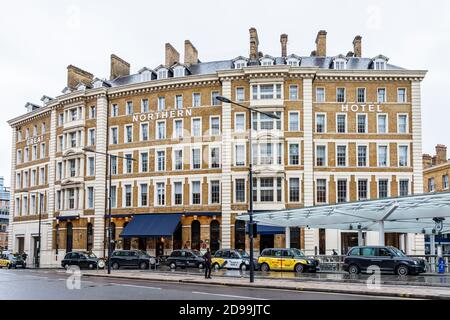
[122,222,131,250]
[191,220,201,250]
[66,222,73,253]
[210,220,220,253]
[235,220,246,250]
[86,223,93,252]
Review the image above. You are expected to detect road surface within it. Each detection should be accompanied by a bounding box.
[0,269,410,300]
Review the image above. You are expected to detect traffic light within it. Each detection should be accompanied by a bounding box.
[247,222,257,236]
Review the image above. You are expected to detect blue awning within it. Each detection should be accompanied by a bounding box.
[120,214,181,238]
[246,224,286,235]
[56,215,80,221]
[257,225,286,235]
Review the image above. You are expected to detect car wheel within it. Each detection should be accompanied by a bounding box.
[22,264,26,269]
[294,264,304,273]
[112,262,120,270]
[348,264,360,275]
[7,264,11,269]
[396,265,409,276]
[240,263,248,271]
[212,263,220,270]
[260,263,270,272]
[139,262,148,270]
[169,262,176,270]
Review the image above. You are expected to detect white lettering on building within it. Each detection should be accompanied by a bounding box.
[341,104,382,113]
[132,108,193,123]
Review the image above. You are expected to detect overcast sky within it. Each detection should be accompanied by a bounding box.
[1,0,449,186]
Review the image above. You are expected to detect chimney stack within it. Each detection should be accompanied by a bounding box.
[165,43,180,67]
[423,154,432,169]
[353,35,362,58]
[110,54,130,80]
[315,30,327,57]
[280,34,288,58]
[184,40,199,66]
[435,144,448,165]
[249,27,259,60]
[67,65,94,90]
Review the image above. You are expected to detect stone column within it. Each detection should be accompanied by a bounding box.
[42,109,57,266]
[411,80,424,194]
[8,128,16,251]
[93,93,108,257]
[302,77,316,254]
[221,80,232,249]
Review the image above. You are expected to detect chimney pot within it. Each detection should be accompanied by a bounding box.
[280,34,288,58]
[110,54,130,80]
[315,30,327,57]
[165,43,180,67]
[353,35,362,57]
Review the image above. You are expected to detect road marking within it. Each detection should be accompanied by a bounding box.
[110,283,162,290]
[191,291,267,300]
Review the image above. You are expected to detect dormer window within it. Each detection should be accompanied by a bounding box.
[92,79,103,89]
[141,70,152,82]
[261,59,273,66]
[286,55,301,67]
[372,55,389,70]
[234,60,247,69]
[334,58,347,70]
[77,83,87,91]
[374,61,386,70]
[158,69,168,80]
[173,66,185,78]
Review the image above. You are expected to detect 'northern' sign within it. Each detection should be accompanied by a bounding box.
[133,108,193,122]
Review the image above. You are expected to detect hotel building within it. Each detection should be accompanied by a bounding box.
[8,28,427,266]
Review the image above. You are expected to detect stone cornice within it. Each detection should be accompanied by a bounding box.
[315,70,427,82]
[107,74,219,99]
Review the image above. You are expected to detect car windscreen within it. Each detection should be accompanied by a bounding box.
[86,253,97,259]
[137,250,149,256]
[192,250,201,257]
[390,247,406,257]
[239,250,249,258]
[291,249,306,257]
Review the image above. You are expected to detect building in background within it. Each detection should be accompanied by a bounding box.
[0,177,10,251]
[7,28,427,267]
[423,144,450,253]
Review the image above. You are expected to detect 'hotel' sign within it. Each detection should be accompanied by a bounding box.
[133,108,193,122]
[341,104,383,112]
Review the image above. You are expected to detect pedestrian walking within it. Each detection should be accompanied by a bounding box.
[203,248,212,279]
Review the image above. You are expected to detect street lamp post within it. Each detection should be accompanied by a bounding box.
[83,147,136,274]
[216,96,280,283]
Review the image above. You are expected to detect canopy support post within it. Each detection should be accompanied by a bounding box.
[358,229,364,246]
[378,221,385,246]
[285,227,291,249]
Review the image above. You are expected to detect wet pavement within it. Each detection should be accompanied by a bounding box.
[101,265,450,287]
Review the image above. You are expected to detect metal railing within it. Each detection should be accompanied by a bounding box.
[312,254,450,273]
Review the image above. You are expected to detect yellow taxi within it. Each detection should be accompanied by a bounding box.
[0,253,27,269]
[258,248,319,273]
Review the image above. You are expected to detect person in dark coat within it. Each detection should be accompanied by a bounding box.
[203,248,212,279]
